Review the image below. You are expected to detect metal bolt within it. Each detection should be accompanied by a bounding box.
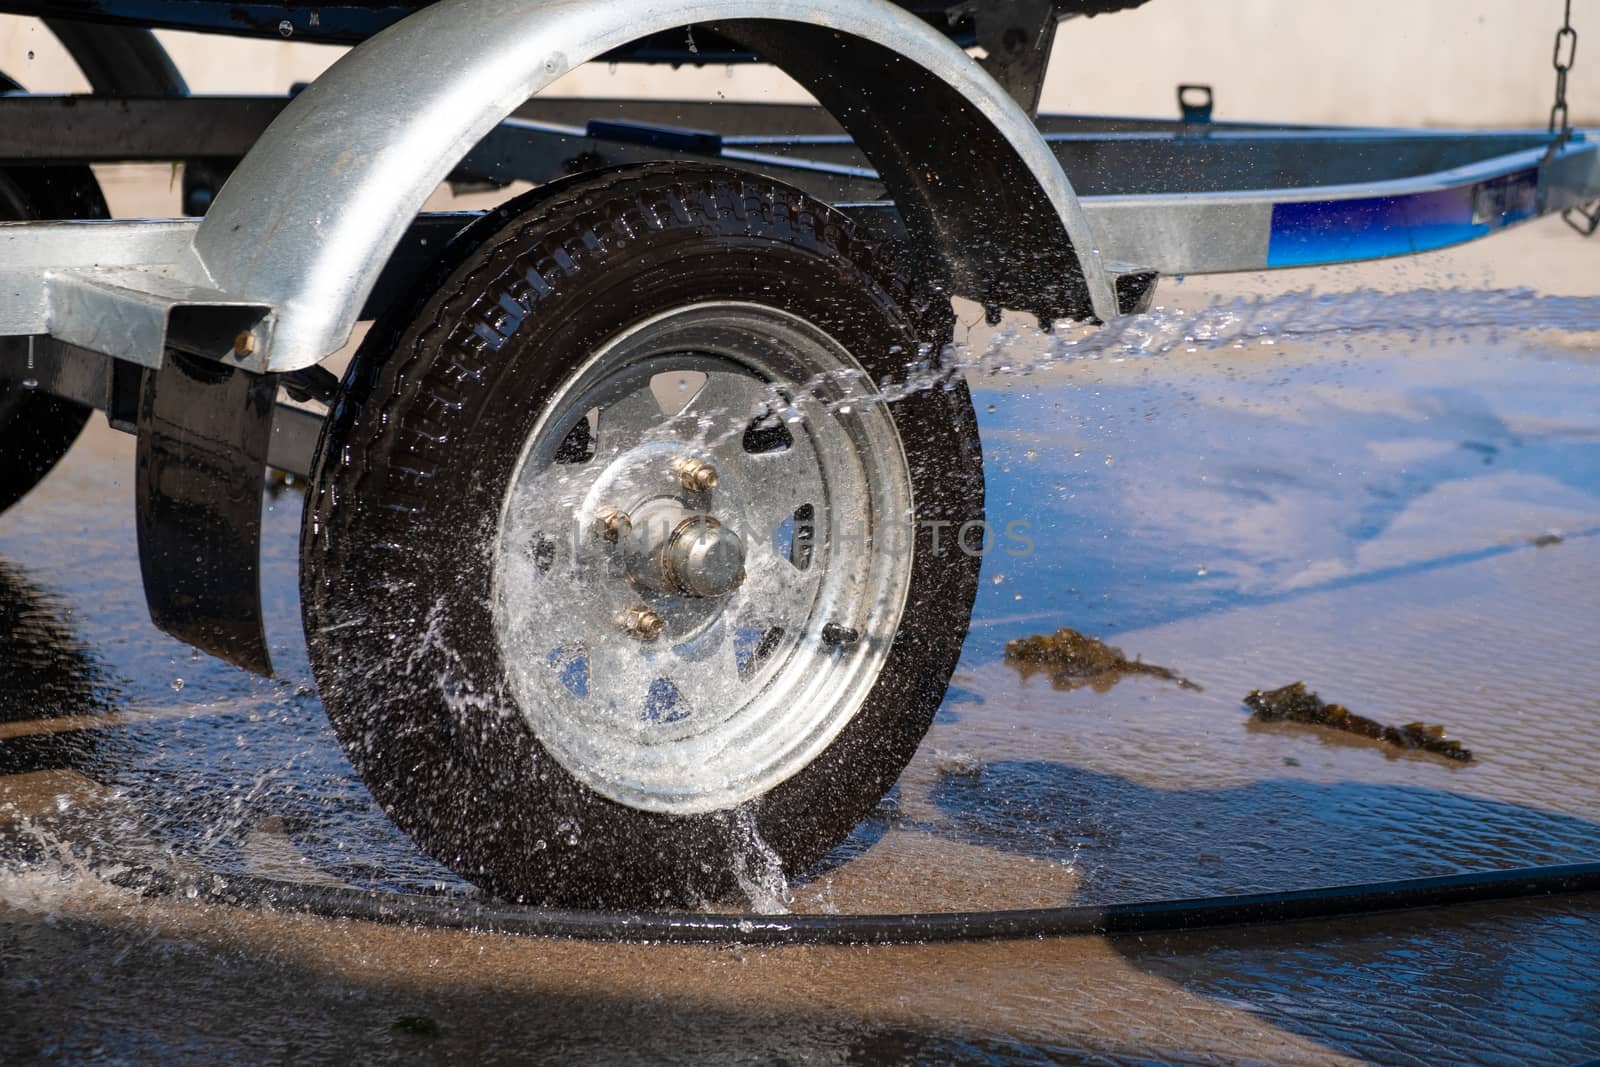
[672,457,718,492]
[619,606,664,641]
[820,622,860,648]
[232,331,256,358]
[594,506,631,544]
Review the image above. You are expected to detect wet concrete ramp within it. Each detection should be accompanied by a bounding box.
[3,265,1599,1061]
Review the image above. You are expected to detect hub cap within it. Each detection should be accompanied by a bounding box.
[654,514,747,599]
[491,303,914,814]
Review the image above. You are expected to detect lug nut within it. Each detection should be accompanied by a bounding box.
[672,456,719,492]
[619,606,664,641]
[594,506,632,544]
[820,622,861,648]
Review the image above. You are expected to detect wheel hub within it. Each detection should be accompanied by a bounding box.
[618,496,747,599]
[659,515,747,598]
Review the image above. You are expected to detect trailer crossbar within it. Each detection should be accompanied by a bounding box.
[1,99,1597,370]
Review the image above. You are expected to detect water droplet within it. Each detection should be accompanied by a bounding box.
[1103,454,1114,466]
[170,677,185,691]
[991,574,1005,585]
[20,378,37,389]
[985,404,997,413]
[26,50,34,60]
[1195,565,1209,576]
[277,19,293,36]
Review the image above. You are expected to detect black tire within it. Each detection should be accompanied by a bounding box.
[0,378,93,517]
[0,72,108,517]
[301,163,983,906]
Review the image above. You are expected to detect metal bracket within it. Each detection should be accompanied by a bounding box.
[971,0,1059,115]
[1178,84,1214,124]
[1563,199,1600,235]
[135,352,277,676]
[44,268,273,369]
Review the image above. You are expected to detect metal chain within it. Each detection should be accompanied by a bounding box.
[1548,1,1600,234]
[1551,0,1578,136]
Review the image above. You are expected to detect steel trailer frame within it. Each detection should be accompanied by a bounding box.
[2,2,1599,673]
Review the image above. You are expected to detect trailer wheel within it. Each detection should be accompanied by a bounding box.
[301,163,982,905]
[0,74,108,517]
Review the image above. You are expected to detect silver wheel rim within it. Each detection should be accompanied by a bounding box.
[491,302,915,814]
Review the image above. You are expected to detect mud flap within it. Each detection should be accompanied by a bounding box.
[135,352,276,676]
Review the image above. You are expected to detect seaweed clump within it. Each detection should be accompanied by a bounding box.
[1004,627,1197,693]
[1244,682,1472,762]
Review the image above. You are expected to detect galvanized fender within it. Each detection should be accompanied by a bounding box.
[194,0,1117,372]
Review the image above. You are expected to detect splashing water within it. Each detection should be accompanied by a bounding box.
[673,287,1600,447]
[1069,287,1600,362]
[728,805,792,915]
[0,817,135,917]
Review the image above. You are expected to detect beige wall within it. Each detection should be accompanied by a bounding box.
[1,3,1596,127]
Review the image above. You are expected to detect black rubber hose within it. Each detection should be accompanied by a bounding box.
[141,861,1600,946]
